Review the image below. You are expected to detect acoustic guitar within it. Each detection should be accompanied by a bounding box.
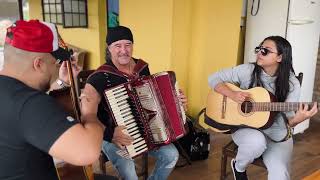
[204,83,319,133]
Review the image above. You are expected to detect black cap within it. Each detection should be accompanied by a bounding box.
[106,26,134,46]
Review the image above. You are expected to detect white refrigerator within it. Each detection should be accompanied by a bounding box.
[244,0,320,134]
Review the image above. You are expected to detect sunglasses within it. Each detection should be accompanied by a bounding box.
[254,46,278,56]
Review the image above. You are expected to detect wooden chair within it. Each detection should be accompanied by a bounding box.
[220,72,303,180]
[77,69,149,180]
[220,141,266,180]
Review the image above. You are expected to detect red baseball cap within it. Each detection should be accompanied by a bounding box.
[5,19,70,63]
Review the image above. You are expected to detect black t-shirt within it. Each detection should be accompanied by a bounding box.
[0,75,77,180]
[87,59,150,142]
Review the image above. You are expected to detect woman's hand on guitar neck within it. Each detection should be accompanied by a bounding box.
[289,102,318,127]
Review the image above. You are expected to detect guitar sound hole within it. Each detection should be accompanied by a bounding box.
[241,101,253,114]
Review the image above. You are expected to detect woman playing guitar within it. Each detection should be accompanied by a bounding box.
[207,36,318,180]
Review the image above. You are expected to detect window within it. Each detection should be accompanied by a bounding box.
[42,0,88,28]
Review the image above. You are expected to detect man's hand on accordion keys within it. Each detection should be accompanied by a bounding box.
[112,126,134,149]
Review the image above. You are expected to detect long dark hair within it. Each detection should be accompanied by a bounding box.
[250,36,295,102]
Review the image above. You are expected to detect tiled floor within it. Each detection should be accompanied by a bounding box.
[100,119,320,180]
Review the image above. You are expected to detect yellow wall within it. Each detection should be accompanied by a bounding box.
[170,0,192,94]
[187,0,242,115]
[237,18,246,65]
[120,0,193,92]
[120,0,174,73]
[28,0,41,20]
[121,0,242,115]
[29,0,106,69]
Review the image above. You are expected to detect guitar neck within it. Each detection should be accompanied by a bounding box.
[253,102,318,112]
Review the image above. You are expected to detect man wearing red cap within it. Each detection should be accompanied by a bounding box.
[86,26,188,180]
[0,20,104,180]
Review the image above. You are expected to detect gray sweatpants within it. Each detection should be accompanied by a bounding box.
[232,128,293,180]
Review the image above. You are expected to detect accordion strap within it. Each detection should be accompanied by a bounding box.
[132,59,148,75]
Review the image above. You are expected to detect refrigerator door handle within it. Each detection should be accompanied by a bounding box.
[288,19,314,25]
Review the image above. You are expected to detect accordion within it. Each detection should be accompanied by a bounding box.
[104,71,187,158]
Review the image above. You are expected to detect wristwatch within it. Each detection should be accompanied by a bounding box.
[56,79,69,88]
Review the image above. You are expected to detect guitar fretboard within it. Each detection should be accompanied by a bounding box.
[249,102,319,112]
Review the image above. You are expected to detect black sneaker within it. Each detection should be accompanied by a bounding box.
[231,158,248,180]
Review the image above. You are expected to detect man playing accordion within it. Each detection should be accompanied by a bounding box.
[86,26,188,180]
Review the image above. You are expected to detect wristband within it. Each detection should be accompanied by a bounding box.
[56,79,70,88]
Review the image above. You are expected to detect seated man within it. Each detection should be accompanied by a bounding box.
[0,20,104,180]
[86,26,188,180]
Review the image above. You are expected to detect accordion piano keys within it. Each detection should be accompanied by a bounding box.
[126,133,148,157]
[105,87,149,158]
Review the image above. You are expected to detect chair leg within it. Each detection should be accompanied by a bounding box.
[220,153,227,180]
[99,154,107,174]
[175,142,192,165]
